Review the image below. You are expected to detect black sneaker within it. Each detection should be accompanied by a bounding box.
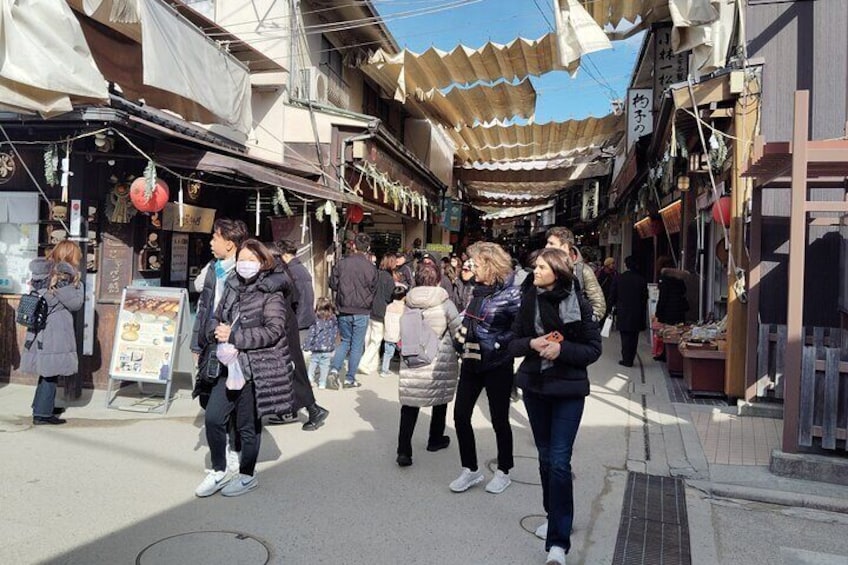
[426,436,451,452]
[342,380,361,389]
[267,412,300,425]
[396,454,413,467]
[302,405,329,431]
[33,416,66,425]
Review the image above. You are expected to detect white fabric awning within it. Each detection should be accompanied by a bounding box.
[480,200,555,220]
[448,113,624,163]
[74,0,253,134]
[419,79,536,129]
[461,160,611,203]
[361,33,567,102]
[0,0,108,115]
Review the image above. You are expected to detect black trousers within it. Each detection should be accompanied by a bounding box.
[205,378,262,475]
[453,362,514,473]
[397,403,447,457]
[620,331,640,366]
[288,325,315,413]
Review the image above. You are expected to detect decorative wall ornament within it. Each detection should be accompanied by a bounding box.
[43,145,58,186]
[272,187,294,216]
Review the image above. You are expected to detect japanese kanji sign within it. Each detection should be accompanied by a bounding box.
[652,26,689,111]
[627,88,653,147]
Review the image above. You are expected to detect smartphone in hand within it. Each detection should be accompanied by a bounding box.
[546,331,564,343]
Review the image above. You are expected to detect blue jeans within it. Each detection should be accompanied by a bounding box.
[331,314,369,383]
[308,351,333,387]
[381,341,397,374]
[523,390,585,553]
[32,376,58,418]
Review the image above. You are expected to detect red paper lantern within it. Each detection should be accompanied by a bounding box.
[130,177,170,213]
[711,196,732,227]
[347,204,364,224]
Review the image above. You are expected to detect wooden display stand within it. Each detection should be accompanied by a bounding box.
[664,336,684,375]
[680,346,726,395]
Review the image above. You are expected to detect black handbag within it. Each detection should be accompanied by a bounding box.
[16,291,48,332]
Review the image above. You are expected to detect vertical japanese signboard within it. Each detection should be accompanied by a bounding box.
[581,180,599,222]
[653,26,689,111]
[627,89,653,147]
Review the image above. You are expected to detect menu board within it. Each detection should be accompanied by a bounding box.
[109,287,185,382]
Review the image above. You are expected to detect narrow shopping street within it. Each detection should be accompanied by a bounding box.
[3,335,847,564]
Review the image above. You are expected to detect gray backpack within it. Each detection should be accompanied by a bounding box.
[399,307,441,368]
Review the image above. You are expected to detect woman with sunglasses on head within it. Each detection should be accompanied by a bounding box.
[196,239,295,498]
[508,248,602,565]
[450,242,522,495]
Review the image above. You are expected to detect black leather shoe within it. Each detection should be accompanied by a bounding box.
[426,436,451,452]
[396,454,412,467]
[302,405,329,431]
[618,361,634,368]
[33,416,66,425]
[52,407,66,415]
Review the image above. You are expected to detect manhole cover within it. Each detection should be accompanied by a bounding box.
[137,531,271,565]
[486,455,541,486]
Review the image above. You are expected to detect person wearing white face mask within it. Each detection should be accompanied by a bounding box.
[195,239,296,498]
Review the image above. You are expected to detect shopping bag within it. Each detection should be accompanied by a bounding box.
[600,316,613,338]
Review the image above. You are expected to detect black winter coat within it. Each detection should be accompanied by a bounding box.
[655,275,688,324]
[329,252,376,314]
[370,269,396,321]
[509,285,601,398]
[216,269,295,418]
[612,269,649,332]
[191,260,217,355]
[287,257,316,330]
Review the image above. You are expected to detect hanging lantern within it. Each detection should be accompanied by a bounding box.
[130,177,169,213]
[711,195,732,227]
[347,204,364,224]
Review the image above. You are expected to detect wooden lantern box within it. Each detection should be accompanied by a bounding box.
[680,346,726,395]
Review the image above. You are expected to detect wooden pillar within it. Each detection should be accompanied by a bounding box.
[782,91,810,454]
[725,87,759,399]
[744,182,763,401]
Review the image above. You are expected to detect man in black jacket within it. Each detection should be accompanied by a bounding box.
[328,232,377,388]
[611,256,649,367]
[277,240,316,345]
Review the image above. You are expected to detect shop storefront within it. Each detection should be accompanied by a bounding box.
[0,105,354,394]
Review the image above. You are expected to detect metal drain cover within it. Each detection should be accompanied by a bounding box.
[486,455,541,486]
[137,531,271,565]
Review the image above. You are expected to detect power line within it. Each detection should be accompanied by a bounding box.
[532,0,555,32]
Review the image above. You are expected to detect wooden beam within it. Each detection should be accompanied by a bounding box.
[744,172,764,401]
[725,82,758,400]
[804,200,848,213]
[782,91,810,454]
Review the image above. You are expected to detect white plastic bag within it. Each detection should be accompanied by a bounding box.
[601,316,613,338]
[217,342,245,391]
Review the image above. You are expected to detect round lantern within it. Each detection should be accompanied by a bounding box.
[711,196,732,227]
[130,177,170,213]
[347,204,364,224]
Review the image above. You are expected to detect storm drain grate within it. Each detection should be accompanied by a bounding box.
[612,472,691,565]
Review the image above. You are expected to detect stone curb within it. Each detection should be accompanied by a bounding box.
[688,480,848,515]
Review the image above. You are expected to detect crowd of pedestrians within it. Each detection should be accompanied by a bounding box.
[22,219,628,565]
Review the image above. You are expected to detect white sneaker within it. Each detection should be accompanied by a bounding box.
[225,446,241,475]
[545,546,566,565]
[221,473,258,497]
[449,468,484,492]
[195,470,230,497]
[535,521,548,540]
[485,469,511,493]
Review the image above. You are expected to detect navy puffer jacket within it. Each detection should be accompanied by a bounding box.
[216,268,295,418]
[463,273,522,371]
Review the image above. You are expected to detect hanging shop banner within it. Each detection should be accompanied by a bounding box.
[581,180,599,222]
[83,273,96,356]
[653,26,689,111]
[109,287,185,383]
[162,202,215,233]
[170,233,189,282]
[627,89,653,147]
[441,198,462,232]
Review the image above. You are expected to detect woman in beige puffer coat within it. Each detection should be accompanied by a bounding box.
[396,264,461,467]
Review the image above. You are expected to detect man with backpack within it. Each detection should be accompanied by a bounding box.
[545,226,606,322]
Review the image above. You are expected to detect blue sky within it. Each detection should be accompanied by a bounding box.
[375,0,643,122]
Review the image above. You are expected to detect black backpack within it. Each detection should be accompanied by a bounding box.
[16,291,49,332]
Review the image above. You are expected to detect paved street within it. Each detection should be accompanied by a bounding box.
[2,335,847,564]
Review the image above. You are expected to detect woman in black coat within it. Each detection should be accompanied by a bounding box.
[195,239,295,498]
[508,248,602,565]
